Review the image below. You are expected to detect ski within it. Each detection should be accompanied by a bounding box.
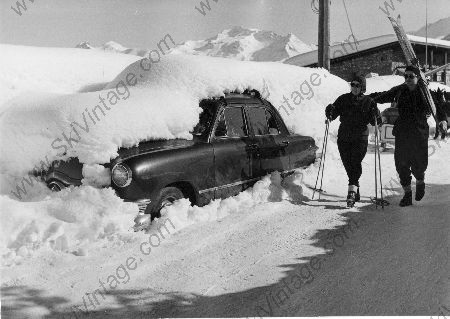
[370,197,390,207]
[387,15,438,124]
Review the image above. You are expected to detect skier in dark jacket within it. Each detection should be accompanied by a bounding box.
[369,65,448,206]
[325,74,380,207]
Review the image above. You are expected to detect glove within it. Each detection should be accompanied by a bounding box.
[369,105,379,117]
[325,104,334,120]
[438,121,448,134]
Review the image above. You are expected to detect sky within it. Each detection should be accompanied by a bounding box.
[1,0,449,49]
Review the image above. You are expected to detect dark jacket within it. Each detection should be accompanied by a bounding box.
[330,93,380,141]
[370,84,447,140]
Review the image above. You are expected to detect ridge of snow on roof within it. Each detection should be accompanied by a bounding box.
[284,34,450,67]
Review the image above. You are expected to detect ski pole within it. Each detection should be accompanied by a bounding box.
[374,122,378,209]
[312,123,326,200]
[312,119,328,199]
[318,120,330,199]
[312,119,329,199]
[375,115,385,209]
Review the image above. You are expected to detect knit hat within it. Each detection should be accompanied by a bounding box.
[405,65,421,77]
[350,74,366,93]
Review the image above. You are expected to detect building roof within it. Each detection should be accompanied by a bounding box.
[284,34,450,67]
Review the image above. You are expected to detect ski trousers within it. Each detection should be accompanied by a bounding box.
[394,134,428,186]
[337,139,368,187]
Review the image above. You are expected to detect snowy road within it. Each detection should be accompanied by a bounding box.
[2,141,449,318]
[103,188,449,317]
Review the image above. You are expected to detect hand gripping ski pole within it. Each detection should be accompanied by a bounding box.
[312,119,330,200]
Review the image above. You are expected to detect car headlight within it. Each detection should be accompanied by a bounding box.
[112,163,132,187]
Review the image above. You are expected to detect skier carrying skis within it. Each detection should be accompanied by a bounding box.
[369,65,448,206]
[325,74,380,207]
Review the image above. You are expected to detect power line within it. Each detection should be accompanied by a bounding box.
[342,0,358,51]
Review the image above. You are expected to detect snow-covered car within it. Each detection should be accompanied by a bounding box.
[44,91,317,217]
[110,91,317,216]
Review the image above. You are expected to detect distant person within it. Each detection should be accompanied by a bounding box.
[369,66,448,206]
[431,88,450,139]
[325,74,380,208]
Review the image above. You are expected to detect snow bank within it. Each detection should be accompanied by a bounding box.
[1,169,305,266]
[0,44,139,107]
[365,75,404,111]
[0,47,347,265]
[364,76,450,128]
[365,75,404,94]
[145,171,306,235]
[0,53,348,181]
[1,187,137,266]
[429,81,450,92]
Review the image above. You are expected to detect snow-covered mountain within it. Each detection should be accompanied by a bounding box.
[75,26,316,62]
[75,40,149,56]
[75,41,95,49]
[412,17,450,40]
[171,26,316,62]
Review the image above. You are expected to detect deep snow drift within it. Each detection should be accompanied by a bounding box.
[0,45,348,267]
[0,52,348,178]
[0,44,139,107]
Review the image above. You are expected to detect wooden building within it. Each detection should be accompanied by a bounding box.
[284,34,450,85]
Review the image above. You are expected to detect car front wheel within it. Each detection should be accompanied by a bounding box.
[152,186,184,217]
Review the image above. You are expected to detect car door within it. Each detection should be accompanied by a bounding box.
[211,105,258,199]
[245,104,291,177]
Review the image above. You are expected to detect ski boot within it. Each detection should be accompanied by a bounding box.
[355,187,360,202]
[399,191,413,207]
[347,192,356,208]
[415,180,425,201]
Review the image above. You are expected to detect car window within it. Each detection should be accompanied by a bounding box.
[247,107,281,136]
[247,107,268,135]
[214,107,247,138]
[215,111,227,137]
[265,109,280,135]
[192,104,215,137]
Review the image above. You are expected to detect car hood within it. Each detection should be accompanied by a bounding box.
[116,139,197,161]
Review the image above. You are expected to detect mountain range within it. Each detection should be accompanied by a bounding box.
[76,26,316,62]
[76,18,449,62]
[412,17,450,40]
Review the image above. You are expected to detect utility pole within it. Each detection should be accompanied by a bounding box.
[318,0,330,70]
[425,0,428,70]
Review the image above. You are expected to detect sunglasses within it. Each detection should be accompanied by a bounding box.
[404,74,417,79]
[350,82,361,88]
